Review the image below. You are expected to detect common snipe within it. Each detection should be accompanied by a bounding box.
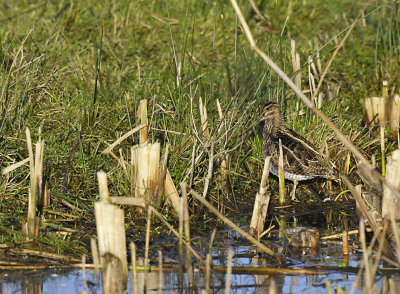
[262,102,337,199]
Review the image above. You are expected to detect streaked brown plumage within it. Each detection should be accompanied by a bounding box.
[262,102,336,181]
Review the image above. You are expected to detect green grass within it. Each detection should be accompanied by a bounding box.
[0,0,398,254]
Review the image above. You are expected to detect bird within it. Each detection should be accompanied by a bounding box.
[261,102,337,200]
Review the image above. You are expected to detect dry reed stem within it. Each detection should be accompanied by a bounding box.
[291,40,301,92]
[381,126,386,176]
[138,99,148,143]
[388,194,400,264]
[8,248,80,262]
[95,172,128,292]
[144,206,152,292]
[90,238,100,274]
[389,94,400,132]
[382,149,400,220]
[81,255,89,293]
[205,253,212,293]
[278,139,285,204]
[225,247,233,294]
[101,124,146,154]
[208,228,217,254]
[1,157,29,175]
[130,242,138,294]
[321,228,372,240]
[342,230,349,256]
[158,250,163,294]
[230,0,400,198]
[203,140,214,198]
[188,185,282,261]
[97,171,110,200]
[165,169,180,213]
[248,0,265,20]
[181,184,194,287]
[178,194,184,289]
[26,128,35,221]
[199,97,209,139]
[109,197,145,207]
[249,156,270,237]
[155,144,169,198]
[370,220,389,280]
[269,279,277,294]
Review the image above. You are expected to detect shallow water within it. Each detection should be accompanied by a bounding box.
[1,239,398,293]
[1,207,398,293]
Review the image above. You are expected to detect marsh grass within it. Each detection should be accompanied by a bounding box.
[0,0,398,261]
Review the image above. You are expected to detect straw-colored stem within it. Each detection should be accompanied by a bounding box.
[97,171,110,201]
[26,128,35,222]
[381,126,386,177]
[158,250,162,294]
[359,221,373,289]
[181,184,194,287]
[342,231,349,256]
[225,247,233,294]
[278,139,285,204]
[102,124,146,154]
[90,238,100,275]
[205,253,212,292]
[178,196,184,290]
[138,99,148,143]
[130,242,138,294]
[249,157,270,237]
[144,206,152,291]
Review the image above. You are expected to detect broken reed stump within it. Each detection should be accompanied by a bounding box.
[132,142,160,202]
[249,157,271,238]
[101,98,180,215]
[389,94,400,141]
[23,128,45,242]
[363,81,400,140]
[2,128,49,243]
[94,171,128,294]
[130,99,180,213]
[382,149,400,220]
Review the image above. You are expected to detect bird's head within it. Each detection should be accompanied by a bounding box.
[262,102,286,135]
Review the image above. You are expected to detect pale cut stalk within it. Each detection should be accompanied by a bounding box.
[144,206,152,292]
[1,157,29,175]
[381,126,386,177]
[181,184,194,287]
[101,124,146,154]
[130,242,138,294]
[278,139,285,204]
[158,250,162,294]
[90,238,100,275]
[249,156,270,238]
[225,247,233,294]
[138,99,148,143]
[205,253,212,292]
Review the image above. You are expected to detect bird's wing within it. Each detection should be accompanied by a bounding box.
[277,129,330,174]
